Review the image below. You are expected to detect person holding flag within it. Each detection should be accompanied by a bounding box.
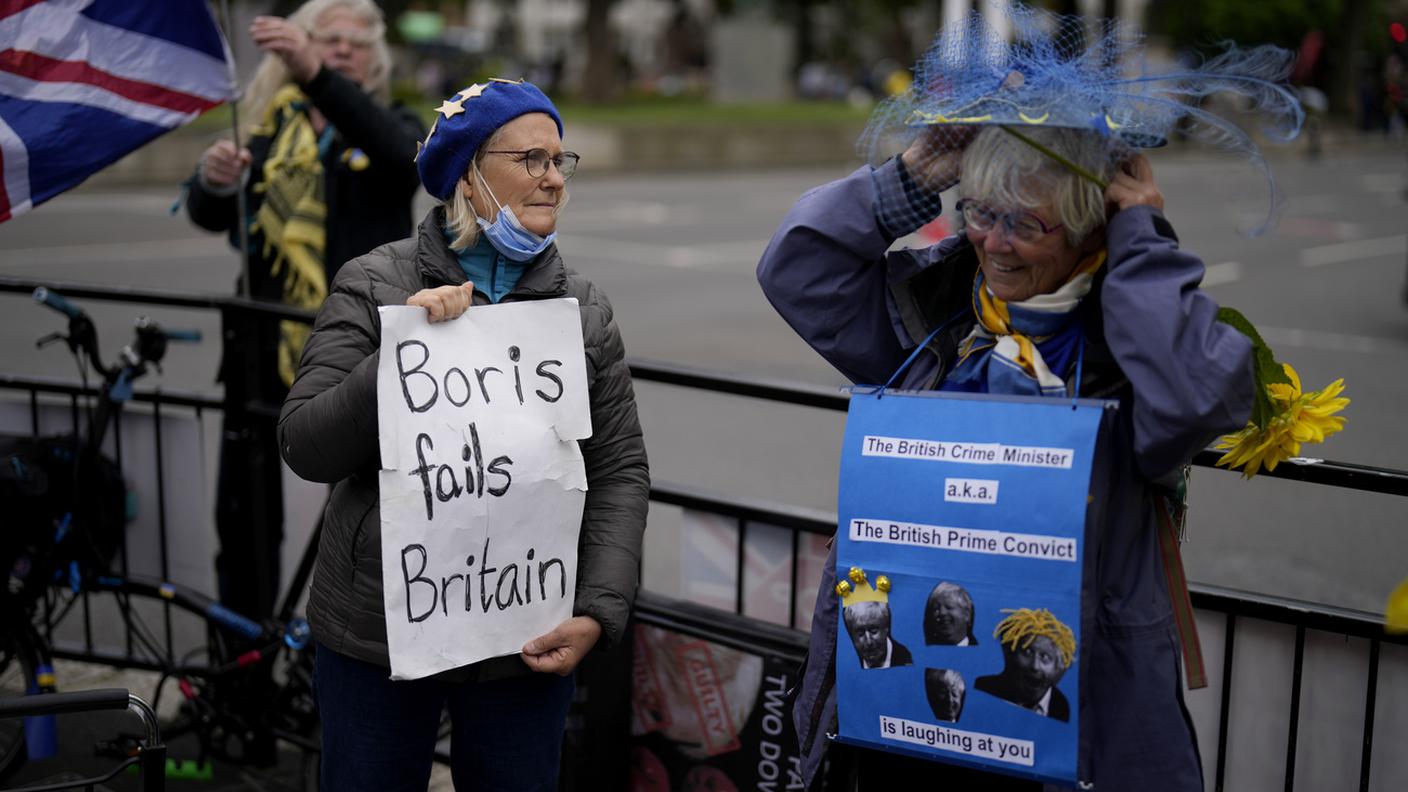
[183,0,424,624]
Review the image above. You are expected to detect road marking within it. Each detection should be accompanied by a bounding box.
[1361,172,1406,195]
[564,201,674,227]
[1299,235,1407,267]
[1275,217,1364,241]
[0,237,231,267]
[1287,194,1342,215]
[1203,261,1241,287]
[1257,325,1408,355]
[562,234,771,270]
[18,192,178,214]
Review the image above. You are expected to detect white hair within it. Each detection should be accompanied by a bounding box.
[957,126,1118,246]
[928,668,966,693]
[238,0,391,137]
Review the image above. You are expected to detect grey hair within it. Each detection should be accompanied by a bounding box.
[842,600,891,631]
[441,126,572,252]
[239,0,391,137]
[926,667,966,694]
[927,581,974,622]
[956,126,1117,246]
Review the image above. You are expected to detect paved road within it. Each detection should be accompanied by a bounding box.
[2,143,1406,615]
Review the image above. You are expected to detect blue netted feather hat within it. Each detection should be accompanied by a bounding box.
[862,4,1305,234]
[416,79,563,201]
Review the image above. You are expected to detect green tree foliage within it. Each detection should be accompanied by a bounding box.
[1148,0,1344,52]
[578,0,621,103]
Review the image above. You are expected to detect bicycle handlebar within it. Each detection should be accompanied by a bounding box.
[32,286,82,320]
[134,316,201,344]
[0,687,130,718]
[31,288,209,447]
[163,328,203,343]
[33,288,203,375]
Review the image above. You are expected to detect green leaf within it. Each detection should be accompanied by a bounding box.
[999,125,1109,190]
[1217,307,1289,428]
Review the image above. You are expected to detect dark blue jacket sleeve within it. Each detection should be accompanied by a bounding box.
[755,160,939,385]
[1101,206,1254,481]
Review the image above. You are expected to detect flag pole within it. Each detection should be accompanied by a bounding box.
[218,0,252,299]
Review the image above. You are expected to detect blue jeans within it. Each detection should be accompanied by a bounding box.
[315,642,575,791]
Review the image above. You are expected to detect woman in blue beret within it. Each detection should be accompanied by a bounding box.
[278,79,650,790]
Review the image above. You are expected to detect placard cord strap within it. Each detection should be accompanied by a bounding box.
[1155,487,1207,689]
[878,309,971,396]
[1070,334,1085,405]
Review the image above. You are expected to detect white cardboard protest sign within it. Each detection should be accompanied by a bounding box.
[376,298,591,680]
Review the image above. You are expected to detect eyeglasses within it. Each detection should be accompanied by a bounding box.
[309,30,375,50]
[482,149,580,181]
[955,199,1062,244]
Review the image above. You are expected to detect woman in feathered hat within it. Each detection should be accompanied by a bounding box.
[759,8,1318,791]
[278,79,649,790]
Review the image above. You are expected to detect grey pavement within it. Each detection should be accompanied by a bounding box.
[2,144,1406,615]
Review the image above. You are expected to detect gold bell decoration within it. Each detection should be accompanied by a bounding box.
[835,566,891,606]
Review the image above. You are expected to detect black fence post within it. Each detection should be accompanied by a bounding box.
[215,303,281,623]
[561,622,634,791]
[213,302,284,767]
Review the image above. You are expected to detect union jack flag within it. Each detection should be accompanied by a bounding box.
[0,0,234,223]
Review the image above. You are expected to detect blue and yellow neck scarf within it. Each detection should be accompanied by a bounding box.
[941,250,1106,397]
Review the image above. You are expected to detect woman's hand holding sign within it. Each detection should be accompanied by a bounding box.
[522,615,602,675]
[408,283,476,323]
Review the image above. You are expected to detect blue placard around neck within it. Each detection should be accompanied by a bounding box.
[833,388,1110,785]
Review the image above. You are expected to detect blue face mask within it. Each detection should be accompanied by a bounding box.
[473,166,557,262]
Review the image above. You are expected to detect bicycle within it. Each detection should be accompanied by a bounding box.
[1,288,323,788]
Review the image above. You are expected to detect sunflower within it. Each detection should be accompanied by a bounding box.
[1214,363,1349,478]
[1387,578,1408,634]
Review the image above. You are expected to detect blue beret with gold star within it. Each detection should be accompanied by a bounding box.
[415,79,563,201]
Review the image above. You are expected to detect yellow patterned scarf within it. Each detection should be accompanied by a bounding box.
[251,84,328,388]
[946,250,1107,396]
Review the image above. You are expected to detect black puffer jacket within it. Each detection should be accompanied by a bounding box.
[278,208,650,678]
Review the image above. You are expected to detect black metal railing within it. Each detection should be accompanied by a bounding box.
[627,359,1408,792]
[629,357,1408,497]
[639,482,1408,792]
[3,277,1405,791]
[0,374,221,668]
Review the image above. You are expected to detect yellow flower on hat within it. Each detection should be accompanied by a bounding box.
[1214,363,1348,478]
